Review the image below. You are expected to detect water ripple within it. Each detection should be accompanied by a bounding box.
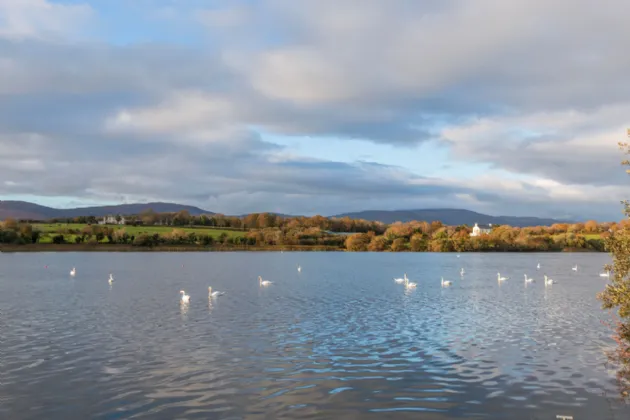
[0,252,628,419]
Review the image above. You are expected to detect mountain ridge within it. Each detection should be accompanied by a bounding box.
[332,208,571,227]
[0,200,572,227]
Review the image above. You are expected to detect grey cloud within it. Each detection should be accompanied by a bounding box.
[0,0,628,220]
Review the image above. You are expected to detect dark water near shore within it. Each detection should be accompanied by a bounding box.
[1,252,628,419]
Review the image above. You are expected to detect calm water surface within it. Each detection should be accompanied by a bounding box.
[1,252,628,419]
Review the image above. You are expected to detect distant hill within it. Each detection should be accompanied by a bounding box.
[0,201,571,227]
[0,201,213,221]
[332,208,570,227]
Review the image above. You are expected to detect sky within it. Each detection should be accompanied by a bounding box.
[0,0,629,221]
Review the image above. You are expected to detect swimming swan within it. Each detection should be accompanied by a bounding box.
[497,273,508,281]
[524,274,533,283]
[208,286,224,297]
[394,273,407,284]
[258,276,272,286]
[108,273,114,284]
[544,275,554,285]
[404,275,417,288]
[70,267,76,276]
[600,271,610,278]
[441,277,452,287]
[180,290,190,303]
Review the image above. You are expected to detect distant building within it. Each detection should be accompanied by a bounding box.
[98,215,126,225]
[470,223,492,237]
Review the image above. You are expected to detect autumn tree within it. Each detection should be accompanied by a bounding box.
[345,233,371,251]
[390,238,407,252]
[597,140,630,397]
[584,220,599,233]
[410,233,427,251]
[368,235,388,251]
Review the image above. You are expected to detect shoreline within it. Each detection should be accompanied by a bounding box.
[0,244,603,253]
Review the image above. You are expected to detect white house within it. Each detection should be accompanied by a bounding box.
[470,223,492,237]
[98,215,126,225]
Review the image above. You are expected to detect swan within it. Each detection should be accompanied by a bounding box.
[600,271,610,278]
[108,273,114,284]
[497,273,508,281]
[404,275,417,288]
[572,265,578,271]
[180,290,190,303]
[297,264,301,272]
[441,277,452,287]
[524,274,533,283]
[208,286,224,297]
[460,268,465,276]
[544,275,554,285]
[537,263,540,270]
[70,267,76,276]
[258,276,272,286]
[394,273,407,284]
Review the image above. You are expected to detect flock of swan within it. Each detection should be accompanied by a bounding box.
[392,262,613,290]
[66,263,302,304]
[66,260,613,305]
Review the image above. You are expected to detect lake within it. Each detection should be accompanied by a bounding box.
[1,252,628,419]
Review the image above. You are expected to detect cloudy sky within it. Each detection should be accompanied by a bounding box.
[1,0,629,220]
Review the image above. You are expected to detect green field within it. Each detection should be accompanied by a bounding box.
[33,223,247,242]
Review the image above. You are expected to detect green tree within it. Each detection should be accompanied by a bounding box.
[597,140,630,397]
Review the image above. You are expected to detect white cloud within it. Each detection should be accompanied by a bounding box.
[106,91,237,136]
[440,104,629,186]
[0,0,92,40]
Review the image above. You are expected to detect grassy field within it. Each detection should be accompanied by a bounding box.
[33,223,247,242]
[551,233,603,241]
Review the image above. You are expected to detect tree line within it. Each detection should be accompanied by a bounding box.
[1,214,623,252]
[40,210,387,233]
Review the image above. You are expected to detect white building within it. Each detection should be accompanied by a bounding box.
[98,215,126,225]
[470,223,492,237]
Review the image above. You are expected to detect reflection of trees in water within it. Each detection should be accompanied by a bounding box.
[598,140,630,399]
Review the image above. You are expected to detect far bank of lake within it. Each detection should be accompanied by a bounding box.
[0,243,603,253]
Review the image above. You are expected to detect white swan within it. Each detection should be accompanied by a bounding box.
[208,286,224,297]
[180,290,190,303]
[460,268,465,276]
[258,276,272,286]
[524,274,533,283]
[441,277,452,287]
[404,275,417,288]
[394,273,407,284]
[108,273,114,284]
[537,263,540,270]
[297,264,301,272]
[600,270,610,278]
[544,275,554,285]
[70,267,76,276]
[572,265,578,271]
[497,273,508,281]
